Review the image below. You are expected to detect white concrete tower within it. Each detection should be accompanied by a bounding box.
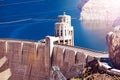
[55,12,74,46]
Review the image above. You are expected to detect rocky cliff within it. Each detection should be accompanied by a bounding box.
[79,0,120,30]
[79,0,120,21]
[107,26,120,69]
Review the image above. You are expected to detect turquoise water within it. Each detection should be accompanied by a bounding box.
[0,0,108,51]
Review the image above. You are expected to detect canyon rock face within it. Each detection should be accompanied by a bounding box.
[107,26,120,69]
[79,0,120,21]
[78,0,89,10]
[79,0,120,31]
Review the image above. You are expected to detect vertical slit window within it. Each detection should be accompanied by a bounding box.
[71,31,72,35]
[65,30,66,36]
[61,30,63,36]
[57,30,59,36]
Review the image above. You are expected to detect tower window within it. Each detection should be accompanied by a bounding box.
[62,19,64,22]
[61,30,63,36]
[71,31,72,35]
[67,19,69,23]
[69,31,71,35]
[65,30,66,36]
[64,18,66,22]
[57,30,59,36]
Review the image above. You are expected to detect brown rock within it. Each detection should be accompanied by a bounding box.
[107,26,120,69]
[86,55,95,63]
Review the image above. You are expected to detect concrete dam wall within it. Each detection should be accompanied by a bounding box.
[0,39,108,80]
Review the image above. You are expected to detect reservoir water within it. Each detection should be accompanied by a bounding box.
[0,0,112,51]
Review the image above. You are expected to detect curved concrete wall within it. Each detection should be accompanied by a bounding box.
[0,39,108,80]
[0,40,49,80]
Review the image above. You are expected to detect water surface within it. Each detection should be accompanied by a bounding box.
[0,0,112,51]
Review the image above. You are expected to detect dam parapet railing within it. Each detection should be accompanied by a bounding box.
[54,44,108,58]
[0,38,108,54]
[0,38,107,52]
[0,38,108,58]
[0,38,41,42]
[55,44,107,54]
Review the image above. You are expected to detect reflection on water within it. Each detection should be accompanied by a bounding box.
[80,20,114,51]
